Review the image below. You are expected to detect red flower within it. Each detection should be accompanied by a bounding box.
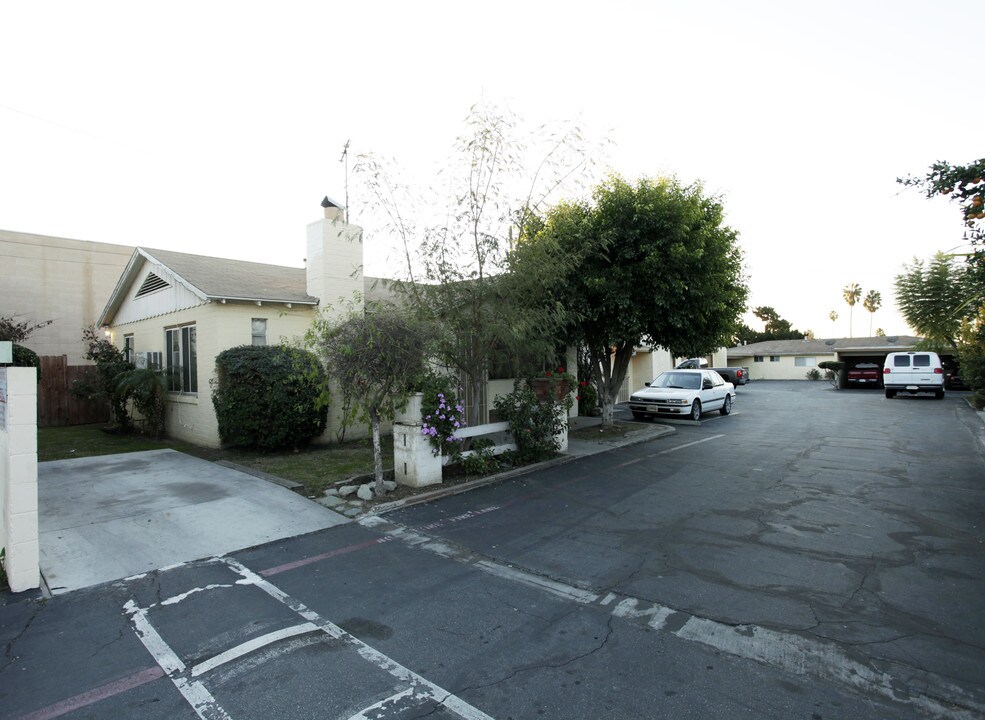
[558,367,566,373]
[545,371,552,377]
[576,395,581,400]
[579,381,587,386]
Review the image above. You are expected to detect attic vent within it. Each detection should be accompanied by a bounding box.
[135,272,170,298]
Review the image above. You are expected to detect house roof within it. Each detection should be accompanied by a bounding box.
[99,247,319,325]
[140,248,317,304]
[727,336,922,357]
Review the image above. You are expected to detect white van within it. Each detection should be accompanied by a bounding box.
[883,351,945,399]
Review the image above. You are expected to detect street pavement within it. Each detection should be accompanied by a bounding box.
[2,382,984,719]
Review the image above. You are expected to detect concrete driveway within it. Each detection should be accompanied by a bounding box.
[38,449,347,594]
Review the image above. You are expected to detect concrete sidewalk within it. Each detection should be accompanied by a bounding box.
[38,449,347,595]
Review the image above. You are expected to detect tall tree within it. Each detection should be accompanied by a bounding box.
[894,253,973,349]
[828,310,839,332]
[354,103,601,428]
[310,306,430,495]
[843,283,862,337]
[521,174,748,427]
[863,290,882,337]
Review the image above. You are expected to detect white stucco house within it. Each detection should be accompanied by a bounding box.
[97,198,381,447]
[727,336,923,380]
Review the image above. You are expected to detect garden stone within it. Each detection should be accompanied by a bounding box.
[383,480,397,492]
[338,485,358,497]
[342,506,363,518]
[324,487,340,496]
[317,495,344,508]
[357,484,373,501]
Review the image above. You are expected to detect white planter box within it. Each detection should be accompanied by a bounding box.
[394,392,424,426]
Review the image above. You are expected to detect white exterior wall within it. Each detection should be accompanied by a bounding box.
[306,217,364,317]
[110,303,319,447]
[733,354,837,380]
[110,261,207,325]
[0,230,133,363]
[0,367,40,592]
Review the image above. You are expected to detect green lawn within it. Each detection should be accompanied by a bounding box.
[38,424,393,497]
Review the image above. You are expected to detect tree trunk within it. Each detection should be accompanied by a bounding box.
[370,406,384,497]
[590,340,634,428]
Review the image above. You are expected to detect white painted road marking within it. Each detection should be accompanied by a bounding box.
[124,559,496,720]
[364,516,985,720]
[649,434,724,455]
[222,557,497,720]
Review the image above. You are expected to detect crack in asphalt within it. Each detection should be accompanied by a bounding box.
[0,600,45,675]
[455,613,616,696]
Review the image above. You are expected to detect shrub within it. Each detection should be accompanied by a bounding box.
[493,379,568,463]
[806,368,822,381]
[212,345,328,451]
[419,372,466,456]
[11,344,41,380]
[460,438,498,475]
[72,325,133,429]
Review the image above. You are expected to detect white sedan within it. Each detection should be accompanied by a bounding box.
[629,369,735,421]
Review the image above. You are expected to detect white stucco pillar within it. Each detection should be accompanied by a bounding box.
[0,367,40,592]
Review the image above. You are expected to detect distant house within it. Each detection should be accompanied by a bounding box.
[728,336,924,380]
[0,229,133,363]
[97,199,381,447]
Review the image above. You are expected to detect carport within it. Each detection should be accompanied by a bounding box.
[38,449,347,594]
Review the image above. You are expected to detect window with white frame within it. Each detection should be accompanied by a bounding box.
[251,318,267,346]
[754,355,764,362]
[794,356,816,367]
[165,324,197,393]
[770,355,780,362]
[124,334,134,364]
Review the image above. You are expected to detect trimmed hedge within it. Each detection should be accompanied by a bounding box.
[212,345,328,450]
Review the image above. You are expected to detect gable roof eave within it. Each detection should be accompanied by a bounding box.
[98,248,210,327]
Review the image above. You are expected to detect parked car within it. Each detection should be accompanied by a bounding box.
[675,358,750,385]
[883,351,945,399]
[847,362,882,386]
[629,369,735,421]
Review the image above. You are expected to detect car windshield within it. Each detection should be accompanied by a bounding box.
[652,372,701,390]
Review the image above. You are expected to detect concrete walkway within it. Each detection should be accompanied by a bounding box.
[38,449,347,595]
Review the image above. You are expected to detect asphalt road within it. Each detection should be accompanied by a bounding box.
[2,382,984,719]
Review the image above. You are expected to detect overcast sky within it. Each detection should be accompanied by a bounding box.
[2,1,980,338]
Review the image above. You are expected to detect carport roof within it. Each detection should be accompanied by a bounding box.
[728,336,922,357]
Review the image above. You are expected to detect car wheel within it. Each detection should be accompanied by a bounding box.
[690,400,702,421]
[720,395,732,416]
[885,389,895,399]
[632,411,649,421]
[935,389,945,400]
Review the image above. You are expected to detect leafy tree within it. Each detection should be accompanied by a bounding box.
[522,174,748,427]
[843,283,862,338]
[863,290,882,337]
[898,159,985,246]
[354,103,601,429]
[1,315,52,381]
[828,310,838,325]
[734,307,806,344]
[310,306,430,495]
[894,253,973,348]
[958,308,985,408]
[72,324,134,430]
[0,316,52,343]
[899,159,985,397]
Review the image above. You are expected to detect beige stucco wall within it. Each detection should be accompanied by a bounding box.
[110,302,320,447]
[732,353,837,380]
[0,230,133,363]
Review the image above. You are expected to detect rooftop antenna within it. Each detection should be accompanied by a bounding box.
[339,140,350,221]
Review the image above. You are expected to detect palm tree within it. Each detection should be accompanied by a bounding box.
[828,310,838,329]
[843,283,862,337]
[863,290,882,337]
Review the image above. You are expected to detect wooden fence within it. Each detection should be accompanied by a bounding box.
[37,355,110,427]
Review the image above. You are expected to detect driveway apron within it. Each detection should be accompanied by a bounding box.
[38,448,347,594]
